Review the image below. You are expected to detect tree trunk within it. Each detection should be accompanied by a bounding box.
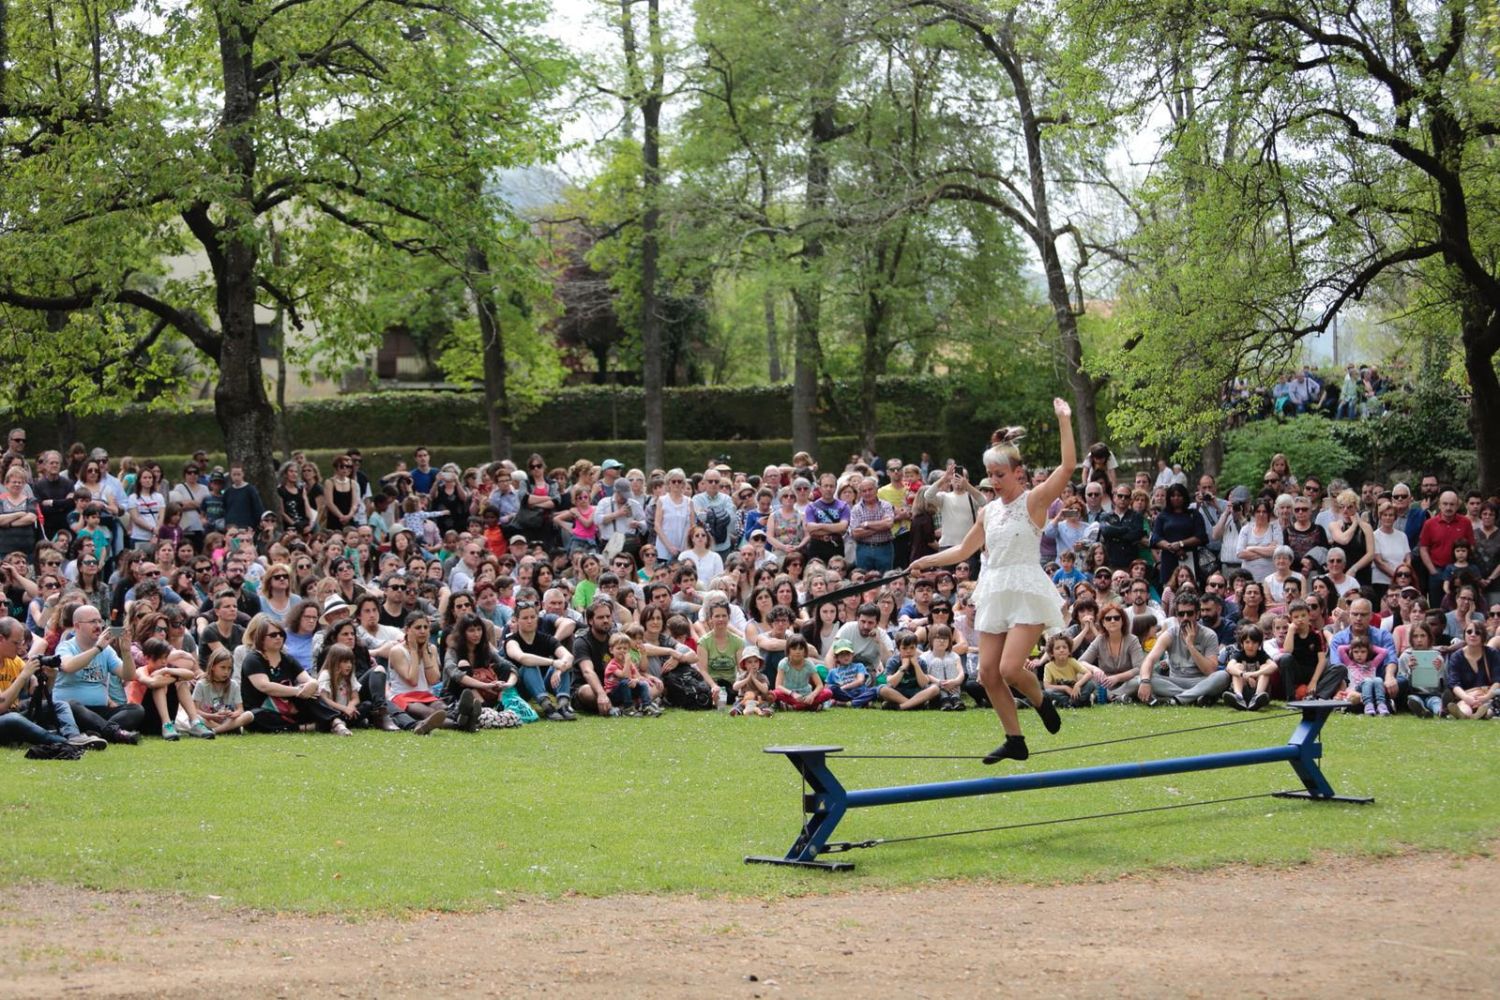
[270,226,291,463]
[1000,31,1101,448]
[791,96,840,458]
[1462,307,1500,496]
[859,292,884,456]
[790,288,822,456]
[468,242,513,460]
[212,5,276,504]
[764,288,781,383]
[622,0,665,470]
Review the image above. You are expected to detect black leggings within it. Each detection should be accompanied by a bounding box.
[68,701,147,735]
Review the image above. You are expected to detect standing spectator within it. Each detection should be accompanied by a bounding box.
[691,468,737,556]
[409,448,438,495]
[319,456,361,532]
[1390,482,1425,550]
[1191,475,1228,570]
[849,477,896,573]
[653,470,695,562]
[1370,500,1412,605]
[1470,503,1500,606]
[221,463,264,530]
[32,451,73,540]
[805,473,851,567]
[1419,491,1476,606]
[921,465,986,555]
[1099,485,1149,571]
[1326,489,1375,587]
[0,466,37,561]
[170,464,209,551]
[1284,494,1328,566]
[1150,484,1202,587]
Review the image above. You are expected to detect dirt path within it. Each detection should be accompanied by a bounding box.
[4,849,1497,998]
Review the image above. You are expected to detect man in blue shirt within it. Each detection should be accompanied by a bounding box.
[52,605,143,742]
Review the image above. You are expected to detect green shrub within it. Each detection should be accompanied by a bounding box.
[1220,415,1361,492]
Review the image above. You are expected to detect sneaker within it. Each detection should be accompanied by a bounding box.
[625,707,642,718]
[103,724,141,745]
[161,722,180,742]
[1251,692,1271,711]
[643,703,663,717]
[1221,691,1247,711]
[67,733,108,752]
[412,710,446,735]
[330,719,352,737]
[1376,702,1390,716]
[25,741,84,760]
[1196,692,1219,707]
[1363,702,1377,716]
[187,720,216,740]
[1407,694,1433,718]
[542,702,565,722]
[557,700,578,721]
[608,707,622,717]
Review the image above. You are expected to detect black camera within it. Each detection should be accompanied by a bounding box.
[36,654,61,669]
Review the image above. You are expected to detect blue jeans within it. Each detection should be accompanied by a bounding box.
[828,683,876,708]
[1357,677,1388,707]
[1411,693,1442,715]
[855,542,894,573]
[516,665,550,703]
[0,711,66,746]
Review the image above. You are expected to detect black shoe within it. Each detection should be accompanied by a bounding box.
[983,736,1029,765]
[26,741,84,760]
[1221,691,1247,711]
[103,724,141,745]
[1196,692,1219,707]
[1406,694,1432,718]
[558,699,577,721]
[458,689,481,732]
[1251,692,1271,711]
[1034,696,1063,734]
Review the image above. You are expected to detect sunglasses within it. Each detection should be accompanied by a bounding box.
[265,630,286,639]
[1177,610,1198,618]
[528,462,544,469]
[1101,615,1124,622]
[143,570,161,578]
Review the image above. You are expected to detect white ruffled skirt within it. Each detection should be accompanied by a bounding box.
[972,563,1066,634]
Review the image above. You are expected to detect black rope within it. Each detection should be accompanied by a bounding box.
[834,710,1302,761]
[818,791,1281,853]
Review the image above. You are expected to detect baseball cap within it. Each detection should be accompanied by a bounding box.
[601,459,623,471]
[831,638,854,655]
[749,528,767,540]
[1229,486,1251,503]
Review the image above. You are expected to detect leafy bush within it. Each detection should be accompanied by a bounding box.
[1220,415,1360,492]
[1331,383,1473,487]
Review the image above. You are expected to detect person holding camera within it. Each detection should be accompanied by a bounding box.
[50,606,144,743]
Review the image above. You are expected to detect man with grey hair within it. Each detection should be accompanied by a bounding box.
[32,450,74,538]
[849,476,897,572]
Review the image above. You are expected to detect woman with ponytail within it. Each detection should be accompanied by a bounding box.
[911,400,1075,764]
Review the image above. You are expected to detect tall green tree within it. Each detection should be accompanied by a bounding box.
[1103,0,1500,490]
[0,0,565,495]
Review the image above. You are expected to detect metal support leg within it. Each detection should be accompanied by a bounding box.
[745,746,853,870]
[1274,700,1375,804]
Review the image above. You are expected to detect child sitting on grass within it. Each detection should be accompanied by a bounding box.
[1336,635,1390,716]
[731,646,773,716]
[1042,634,1097,708]
[1223,623,1274,711]
[920,624,966,711]
[130,637,214,741]
[878,631,940,710]
[1401,622,1446,718]
[315,643,360,736]
[603,632,657,717]
[825,639,876,707]
[771,635,832,711]
[191,648,253,735]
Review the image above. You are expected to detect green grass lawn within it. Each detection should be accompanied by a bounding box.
[4,707,1496,913]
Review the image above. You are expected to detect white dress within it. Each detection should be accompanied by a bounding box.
[972,490,1066,634]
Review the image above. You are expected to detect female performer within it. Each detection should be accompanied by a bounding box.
[911,397,1074,763]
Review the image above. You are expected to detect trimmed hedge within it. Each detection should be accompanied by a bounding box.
[144,435,944,479]
[14,374,1018,466]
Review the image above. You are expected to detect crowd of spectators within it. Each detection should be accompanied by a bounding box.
[3,426,1498,760]
[1226,362,1405,423]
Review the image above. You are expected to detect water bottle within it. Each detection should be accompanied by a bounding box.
[716,686,729,711]
[1095,683,1109,705]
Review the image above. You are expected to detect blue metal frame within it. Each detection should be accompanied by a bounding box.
[745,700,1373,870]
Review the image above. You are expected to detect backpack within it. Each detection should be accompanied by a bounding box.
[662,664,716,709]
[701,500,732,548]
